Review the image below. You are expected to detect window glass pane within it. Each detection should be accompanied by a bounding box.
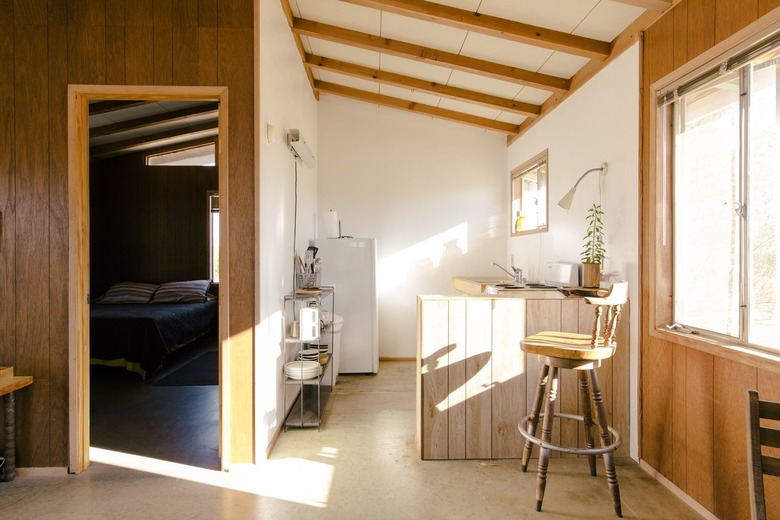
[510,154,547,235]
[747,55,780,348]
[209,192,220,283]
[674,73,741,336]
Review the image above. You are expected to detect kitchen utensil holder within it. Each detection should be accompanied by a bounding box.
[296,273,321,288]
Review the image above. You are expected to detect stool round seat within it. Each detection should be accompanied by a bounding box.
[520,331,615,361]
[518,282,627,518]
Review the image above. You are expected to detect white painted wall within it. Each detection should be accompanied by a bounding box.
[317,98,507,359]
[506,43,640,458]
[255,0,320,457]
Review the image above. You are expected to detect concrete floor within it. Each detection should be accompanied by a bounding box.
[1,361,702,519]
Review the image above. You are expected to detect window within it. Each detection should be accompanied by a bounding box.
[662,34,779,351]
[208,191,220,283]
[511,150,548,236]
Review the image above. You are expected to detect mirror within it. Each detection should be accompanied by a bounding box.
[511,149,548,236]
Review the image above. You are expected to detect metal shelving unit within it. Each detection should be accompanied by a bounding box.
[282,286,334,430]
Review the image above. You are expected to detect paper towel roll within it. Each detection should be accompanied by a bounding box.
[327,210,339,238]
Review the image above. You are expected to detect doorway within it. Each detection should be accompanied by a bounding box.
[67,85,230,473]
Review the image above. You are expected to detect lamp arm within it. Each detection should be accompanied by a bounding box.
[571,167,605,190]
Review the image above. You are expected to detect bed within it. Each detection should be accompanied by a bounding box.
[90,280,218,378]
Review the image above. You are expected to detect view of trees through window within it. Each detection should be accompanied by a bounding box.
[672,45,778,350]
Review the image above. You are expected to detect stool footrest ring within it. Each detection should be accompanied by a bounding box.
[518,412,622,456]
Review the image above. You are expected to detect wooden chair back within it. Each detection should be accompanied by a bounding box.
[583,281,628,349]
[746,389,780,520]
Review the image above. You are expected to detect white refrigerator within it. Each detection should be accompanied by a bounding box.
[313,237,379,374]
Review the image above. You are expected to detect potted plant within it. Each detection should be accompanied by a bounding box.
[581,203,605,288]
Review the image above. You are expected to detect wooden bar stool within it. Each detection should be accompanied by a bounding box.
[518,282,628,518]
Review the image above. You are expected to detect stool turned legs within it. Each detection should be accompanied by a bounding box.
[521,364,549,472]
[579,371,597,477]
[535,367,559,512]
[589,368,623,518]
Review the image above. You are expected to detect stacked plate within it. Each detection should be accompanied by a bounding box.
[284,360,322,380]
[297,348,321,362]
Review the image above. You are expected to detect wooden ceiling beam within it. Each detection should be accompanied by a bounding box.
[340,0,611,60]
[90,120,219,156]
[89,103,218,138]
[314,80,520,134]
[280,0,320,100]
[292,17,570,93]
[305,53,540,118]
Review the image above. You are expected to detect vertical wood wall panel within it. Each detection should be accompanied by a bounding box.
[153,0,173,85]
[2,0,256,467]
[447,299,466,460]
[687,0,716,60]
[0,26,15,365]
[715,0,758,43]
[671,343,687,487]
[13,24,51,466]
[419,299,449,459]
[673,2,688,69]
[47,19,70,466]
[0,1,11,25]
[13,0,47,25]
[559,299,580,454]
[712,358,756,520]
[759,0,780,14]
[491,298,525,458]
[464,299,492,459]
[685,349,714,511]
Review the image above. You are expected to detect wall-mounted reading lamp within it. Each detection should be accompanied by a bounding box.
[557,162,608,210]
[287,128,316,168]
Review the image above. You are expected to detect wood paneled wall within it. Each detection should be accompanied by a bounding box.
[90,155,218,296]
[0,0,255,467]
[641,1,780,518]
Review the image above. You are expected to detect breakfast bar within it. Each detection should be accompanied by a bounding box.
[416,279,629,461]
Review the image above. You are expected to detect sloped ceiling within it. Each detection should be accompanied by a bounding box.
[282,0,672,139]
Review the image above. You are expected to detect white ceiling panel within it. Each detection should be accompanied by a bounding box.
[537,52,590,79]
[380,12,468,54]
[293,0,381,34]
[495,111,528,125]
[318,70,380,93]
[574,1,645,41]
[437,97,503,120]
[379,54,453,84]
[378,84,442,106]
[478,0,600,34]
[308,38,381,69]
[460,32,554,72]
[447,70,522,99]
[514,86,554,105]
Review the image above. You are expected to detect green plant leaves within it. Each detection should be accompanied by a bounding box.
[581,203,606,264]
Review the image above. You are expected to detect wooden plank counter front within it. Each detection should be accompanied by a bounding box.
[416,295,629,460]
[0,366,34,481]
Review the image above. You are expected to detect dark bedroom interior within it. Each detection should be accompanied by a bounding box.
[87,102,221,470]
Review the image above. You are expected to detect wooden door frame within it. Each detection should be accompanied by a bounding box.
[67,85,230,473]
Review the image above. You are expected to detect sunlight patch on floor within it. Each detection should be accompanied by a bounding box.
[90,446,335,508]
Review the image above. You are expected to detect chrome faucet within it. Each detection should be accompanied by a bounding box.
[493,262,523,283]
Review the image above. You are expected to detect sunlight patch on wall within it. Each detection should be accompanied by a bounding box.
[378,222,468,291]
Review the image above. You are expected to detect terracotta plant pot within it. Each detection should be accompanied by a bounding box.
[582,262,601,288]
